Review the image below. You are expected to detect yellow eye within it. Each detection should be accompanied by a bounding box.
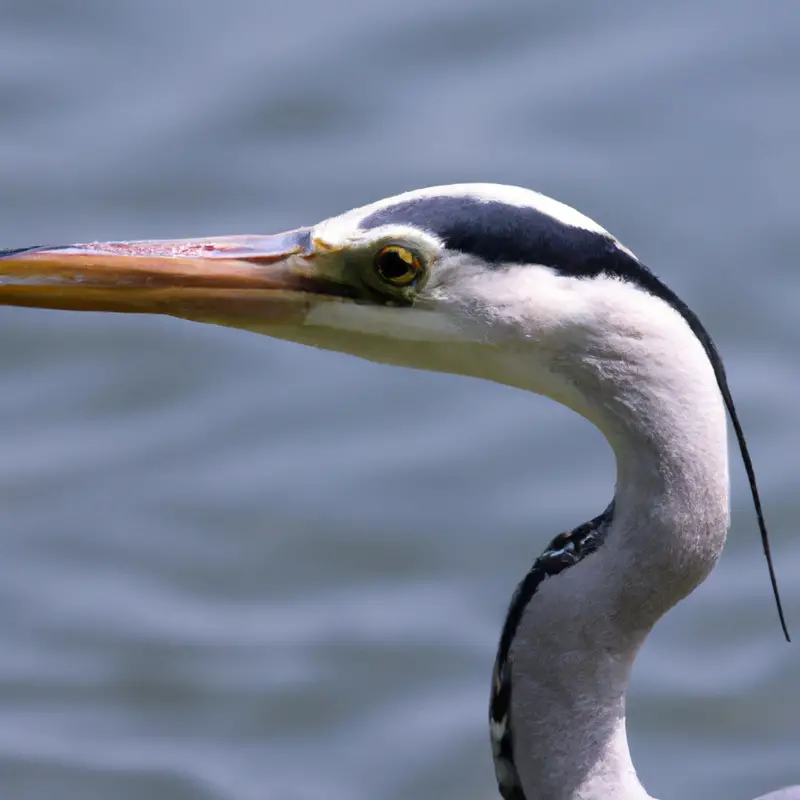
[373,245,423,287]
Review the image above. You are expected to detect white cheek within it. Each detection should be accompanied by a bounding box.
[303,303,470,343]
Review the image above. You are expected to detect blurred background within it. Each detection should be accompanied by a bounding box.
[0,1,798,798]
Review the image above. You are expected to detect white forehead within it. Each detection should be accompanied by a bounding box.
[313,183,611,248]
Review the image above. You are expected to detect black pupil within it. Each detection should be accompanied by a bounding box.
[378,250,413,280]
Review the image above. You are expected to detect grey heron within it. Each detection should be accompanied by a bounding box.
[0,183,796,799]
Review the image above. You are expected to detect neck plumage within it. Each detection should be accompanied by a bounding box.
[495,290,731,800]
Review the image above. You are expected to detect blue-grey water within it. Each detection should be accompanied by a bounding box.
[0,2,798,798]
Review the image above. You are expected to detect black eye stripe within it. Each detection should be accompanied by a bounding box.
[361,196,625,272]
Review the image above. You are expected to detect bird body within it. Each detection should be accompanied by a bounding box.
[0,183,795,799]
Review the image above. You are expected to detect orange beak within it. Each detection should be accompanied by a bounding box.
[0,229,356,327]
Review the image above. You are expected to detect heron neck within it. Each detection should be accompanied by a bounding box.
[508,333,730,800]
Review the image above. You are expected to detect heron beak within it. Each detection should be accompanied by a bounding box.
[0,229,356,327]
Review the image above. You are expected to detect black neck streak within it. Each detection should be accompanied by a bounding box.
[490,506,614,800]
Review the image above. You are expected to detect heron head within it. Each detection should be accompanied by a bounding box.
[0,184,689,414]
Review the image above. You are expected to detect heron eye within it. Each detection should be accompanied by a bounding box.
[374,245,422,287]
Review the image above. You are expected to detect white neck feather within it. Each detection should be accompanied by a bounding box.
[492,273,730,799]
